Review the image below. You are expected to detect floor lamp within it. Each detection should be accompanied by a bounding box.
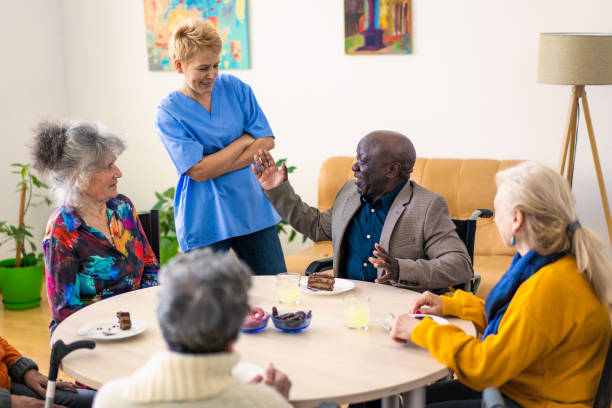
[537,33,612,246]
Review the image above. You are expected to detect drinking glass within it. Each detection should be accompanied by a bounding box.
[344,294,370,329]
[276,273,300,304]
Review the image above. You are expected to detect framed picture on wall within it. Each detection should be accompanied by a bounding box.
[143,0,250,71]
[345,0,412,55]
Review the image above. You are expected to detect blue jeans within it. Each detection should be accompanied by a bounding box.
[426,380,522,408]
[11,382,96,408]
[206,226,286,275]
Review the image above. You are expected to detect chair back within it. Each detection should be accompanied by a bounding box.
[452,218,476,264]
[594,337,612,408]
[138,210,160,262]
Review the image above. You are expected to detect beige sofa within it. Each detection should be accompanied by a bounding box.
[284,157,523,299]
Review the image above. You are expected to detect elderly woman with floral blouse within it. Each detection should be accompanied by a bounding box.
[32,119,159,333]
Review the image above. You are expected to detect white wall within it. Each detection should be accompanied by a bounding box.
[0,0,67,260]
[1,0,611,258]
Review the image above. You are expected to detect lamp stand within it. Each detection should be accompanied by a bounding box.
[558,85,612,246]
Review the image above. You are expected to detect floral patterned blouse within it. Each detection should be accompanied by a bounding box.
[43,194,159,333]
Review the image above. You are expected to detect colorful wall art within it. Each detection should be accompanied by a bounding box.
[345,0,412,55]
[143,0,250,71]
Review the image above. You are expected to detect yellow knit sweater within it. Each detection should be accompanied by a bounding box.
[411,255,611,408]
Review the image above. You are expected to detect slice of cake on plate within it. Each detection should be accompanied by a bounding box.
[307,272,335,291]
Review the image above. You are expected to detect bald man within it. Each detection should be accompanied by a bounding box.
[252,131,472,292]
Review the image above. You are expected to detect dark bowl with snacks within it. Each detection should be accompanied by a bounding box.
[271,307,312,333]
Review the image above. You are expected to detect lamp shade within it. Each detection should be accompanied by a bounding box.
[537,33,612,85]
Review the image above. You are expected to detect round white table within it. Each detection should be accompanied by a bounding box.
[51,277,475,407]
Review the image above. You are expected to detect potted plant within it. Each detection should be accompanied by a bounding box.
[0,163,50,310]
[152,187,180,265]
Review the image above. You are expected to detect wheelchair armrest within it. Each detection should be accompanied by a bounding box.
[305,257,333,275]
[482,387,507,408]
[470,209,494,220]
[460,273,481,295]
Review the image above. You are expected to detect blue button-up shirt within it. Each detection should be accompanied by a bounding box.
[342,182,406,281]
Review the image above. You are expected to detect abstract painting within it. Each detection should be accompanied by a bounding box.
[143,0,250,71]
[345,0,412,55]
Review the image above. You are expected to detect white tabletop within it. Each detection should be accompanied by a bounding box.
[51,277,475,407]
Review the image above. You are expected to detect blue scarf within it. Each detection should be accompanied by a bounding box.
[482,249,564,340]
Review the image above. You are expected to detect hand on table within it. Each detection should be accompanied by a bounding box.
[249,362,292,400]
[23,369,77,399]
[389,314,422,344]
[409,291,443,316]
[251,149,287,190]
[10,395,66,408]
[371,243,399,284]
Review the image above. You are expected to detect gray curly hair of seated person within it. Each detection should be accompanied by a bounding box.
[157,248,252,354]
[31,119,125,208]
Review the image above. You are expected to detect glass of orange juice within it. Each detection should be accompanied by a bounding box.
[344,295,370,329]
[276,273,300,304]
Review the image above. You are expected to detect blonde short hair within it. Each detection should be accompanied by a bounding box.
[168,18,222,66]
[495,161,611,303]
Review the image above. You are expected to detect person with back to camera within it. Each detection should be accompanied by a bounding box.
[93,248,292,408]
[155,17,285,275]
[389,161,612,407]
[32,119,159,334]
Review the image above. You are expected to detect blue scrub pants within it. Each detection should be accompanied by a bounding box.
[207,226,286,275]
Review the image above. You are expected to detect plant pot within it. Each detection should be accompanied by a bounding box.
[160,236,179,265]
[0,258,45,310]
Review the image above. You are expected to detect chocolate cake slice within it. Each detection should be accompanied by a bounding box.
[307,272,335,291]
[116,311,131,330]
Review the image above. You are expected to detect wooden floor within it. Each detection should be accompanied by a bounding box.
[0,289,72,380]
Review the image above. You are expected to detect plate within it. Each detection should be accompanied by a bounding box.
[300,277,355,295]
[231,361,265,383]
[77,318,147,340]
[380,313,449,331]
[408,313,449,325]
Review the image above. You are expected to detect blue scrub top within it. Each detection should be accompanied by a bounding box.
[155,74,281,251]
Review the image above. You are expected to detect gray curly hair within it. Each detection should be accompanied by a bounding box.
[157,248,252,354]
[31,119,125,208]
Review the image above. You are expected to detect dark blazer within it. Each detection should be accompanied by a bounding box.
[265,179,473,291]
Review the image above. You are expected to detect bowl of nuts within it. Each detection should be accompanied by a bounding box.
[271,306,312,333]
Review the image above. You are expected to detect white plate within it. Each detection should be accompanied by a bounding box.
[381,313,449,331]
[231,361,265,383]
[408,313,449,325]
[77,318,147,340]
[300,277,355,295]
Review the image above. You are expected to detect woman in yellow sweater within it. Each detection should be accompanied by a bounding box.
[390,161,611,407]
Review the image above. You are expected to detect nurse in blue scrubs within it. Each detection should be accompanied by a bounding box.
[155,18,286,275]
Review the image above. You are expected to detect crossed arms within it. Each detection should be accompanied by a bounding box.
[186,134,275,182]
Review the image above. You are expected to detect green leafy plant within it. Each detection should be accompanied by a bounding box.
[0,163,50,267]
[275,159,307,244]
[152,187,176,240]
[152,187,180,265]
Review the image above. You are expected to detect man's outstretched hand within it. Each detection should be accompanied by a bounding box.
[251,149,287,190]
